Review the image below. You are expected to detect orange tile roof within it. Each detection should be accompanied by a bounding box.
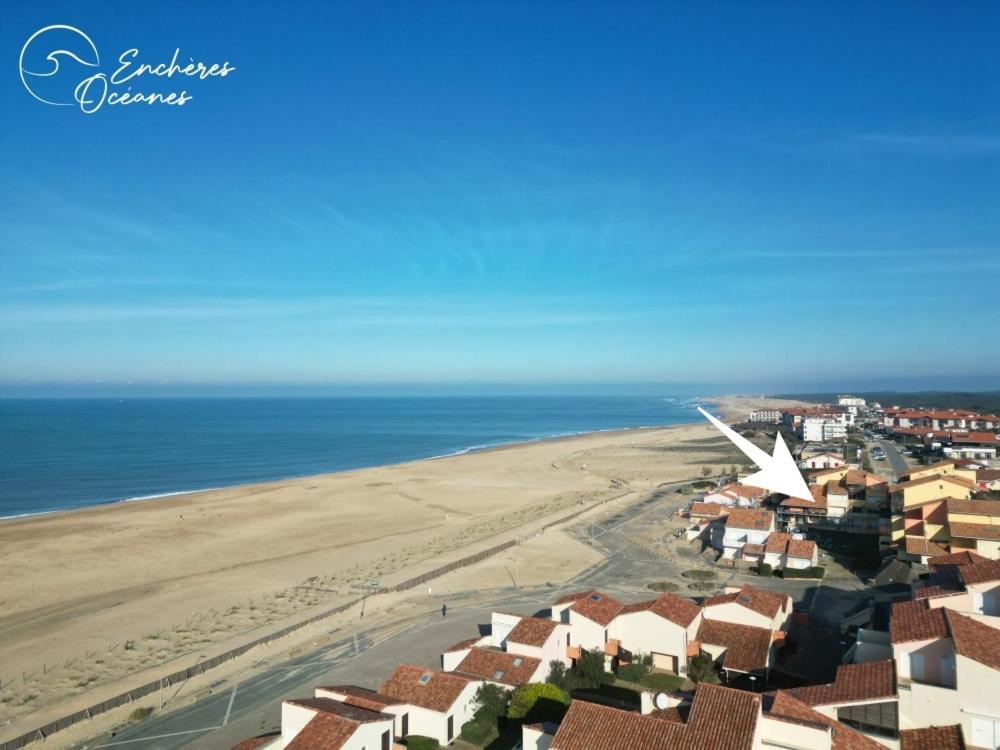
[946,609,1000,671]
[786,538,816,559]
[948,521,1000,541]
[703,584,789,619]
[442,636,481,653]
[696,619,772,672]
[904,536,949,557]
[231,735,279,750]
[764,692,886,750]
[506,616,559,647]
[282,699,391,750]
[649,592,703,626]
[785,660,896,706]
[554,589,597,605]
[378,664,472,712]
[890,474,979,493]
[570,591,625,626]
[763,533,816,559]
[945,497,1000,516]
[928,551,988,569]
[890,600,949,644]
[782,488,826,508]
[724,507,774,531]
[316,686,401,711]
[455,647,541,687]
[959,558,1000,585]
[899,725,965,750]
[550,700,686,750]
[689,501,727,517]
[683,683,762,750]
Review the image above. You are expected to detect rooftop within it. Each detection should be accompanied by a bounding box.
[703,584,789,619]
[569,591,625,626]
[454,647,541,687]
[695,619,772,673]
[378,664,472,712]
[785,660,896,707]
[506,616,560,647]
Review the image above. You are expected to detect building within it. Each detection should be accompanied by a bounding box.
[452,647,544,688]
[712,507,776,561]
[702,483,767,508]
[749,408,782,423]
[264,697,397,750]
[762,532,818,570]
[504,616,572,671]
[701,585,793,632]
[612,592,703,674]
[797,451,847,470]
[374,664,480,745]
[801,416,848,442]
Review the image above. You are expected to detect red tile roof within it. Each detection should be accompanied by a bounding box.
[785,660,896,706]
[782,488,826,508]
[765,692,886,750]
[703,584,789,619]
[899,725,965,750]
[454,647,541,687]
[696,619,772,673]
[506,616,559,647]
[316,685,401,711]
[570,591,625,626]
[764,533,816,559]
[890,600,949,644]
[378,664,472,712]
[904,536,949,557]
[619,592,702,627]
[948,521,1000,541]
[230,735,279,750]
[928,551,988,569]
[690,501,727,517]
[442,636,481,653]
[890,474,979,493]
[554,589,597,605]
[683,683,762,750]
[959,558,1000,585]
[550,700,686,750]
[946,609,1000,671]
[945,497,1000,516]
[724,507,774,531]
[282,699,391,750]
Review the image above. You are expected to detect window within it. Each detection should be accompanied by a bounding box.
[971,718,1000,748]
[837,702,898,739]
[447,715,454,741]
[401,713,408,736]
[382,730,391,750]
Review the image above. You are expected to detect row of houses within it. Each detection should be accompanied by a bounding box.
[238,554,1000,750]
[882,408,1000,431]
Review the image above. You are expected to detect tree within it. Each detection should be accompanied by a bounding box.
[573,648,607,690]
[472,682,510,722]
[546,660,574,691]
[701,466,712,478]
[687,654,720,684]
[507,682,571,722]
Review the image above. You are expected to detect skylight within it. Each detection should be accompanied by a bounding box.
[493,670,505,680]
[512,657,523,667]
[418,672,432,685]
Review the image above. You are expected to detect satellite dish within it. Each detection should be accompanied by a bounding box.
[655,692,670,710]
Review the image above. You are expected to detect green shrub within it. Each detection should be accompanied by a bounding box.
[404,736,439,750]
[472,682,509,722]
[639,672,685,691]
[687,654,720,684]
[647,580,680,593]
[546,660,574,691]
[617,654,653,684]
[692,480,715,489]
[782,566,825,579]
[460,713,498,745]
[507,682,571,722]
[679,485,694,495]
[757,562,772,577]
[573,648,607,690]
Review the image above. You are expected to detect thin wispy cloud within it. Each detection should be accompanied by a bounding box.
[849,133,1000,158]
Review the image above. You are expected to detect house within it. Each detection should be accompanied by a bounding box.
[912,556,1000,616]
[713,507,775,561]
[977,469,1000,491]
[688,501,727,521]
[891,599,1000,744]
[762,532,818,570]
[784,660,899,742]
[538,683,887,750]
[694,618,777,680]
[890,473,979,549]
[702,483,767,508]
[560,590,625,652]
[453,647,543,688]
[807,465,851,486]
[945,497,1000,559]
[504,616,572,670]
[701,584,793,632]
[612,592,703,674]
[374,664,480,745]
[441,636,488,671]
[778,482,851,531]
[270,697,397,750]
[797,452,847,470]
[942,432,1000,462]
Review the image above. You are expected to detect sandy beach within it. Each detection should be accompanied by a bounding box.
[0,395,801,738]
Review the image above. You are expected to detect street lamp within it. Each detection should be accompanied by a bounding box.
[749,675,757,693]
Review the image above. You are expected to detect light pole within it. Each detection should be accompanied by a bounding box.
[158,653,164,710]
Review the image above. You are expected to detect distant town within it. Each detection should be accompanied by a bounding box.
[228,395,1000,750]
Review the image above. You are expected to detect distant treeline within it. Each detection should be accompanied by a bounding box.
[776,391,1000,414]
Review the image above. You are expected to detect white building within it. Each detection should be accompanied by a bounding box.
[712,507,776,560]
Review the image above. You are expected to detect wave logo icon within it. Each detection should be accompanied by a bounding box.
[19,24,100,107]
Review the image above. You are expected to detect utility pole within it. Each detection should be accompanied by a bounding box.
[158,653,164,710]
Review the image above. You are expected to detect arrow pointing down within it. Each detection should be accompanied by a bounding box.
[697,406,812,501]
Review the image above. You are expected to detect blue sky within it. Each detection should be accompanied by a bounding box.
[1,1,999,395]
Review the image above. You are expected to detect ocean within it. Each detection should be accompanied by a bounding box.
[0,396,709,519]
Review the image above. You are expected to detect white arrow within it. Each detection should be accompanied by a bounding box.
[697,407,812,501]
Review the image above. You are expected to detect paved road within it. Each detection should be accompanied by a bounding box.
[76,479,869,750]
[874,439,909,481]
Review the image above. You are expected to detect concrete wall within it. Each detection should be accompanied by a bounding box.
[702,601,772,630]
[568,612,608,651]
[613,610,689,670]
[522,725,554,750]
[280,703,317,748]
[509,625,571,670]
[492,612,522,648]
[759,715,831,750]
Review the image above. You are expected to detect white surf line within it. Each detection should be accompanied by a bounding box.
[90,726,220,747]
[223,682,239,726]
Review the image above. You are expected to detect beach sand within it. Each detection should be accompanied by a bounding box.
[0,395,802,736]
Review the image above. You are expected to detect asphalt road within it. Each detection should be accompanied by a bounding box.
[874,439,910,481]
[76,479,869,750]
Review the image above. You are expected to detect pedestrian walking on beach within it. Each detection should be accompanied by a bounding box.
[441,603,448,618]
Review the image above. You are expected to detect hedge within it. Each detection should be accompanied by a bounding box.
[404,737,439,750]
[781,566,825,579]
